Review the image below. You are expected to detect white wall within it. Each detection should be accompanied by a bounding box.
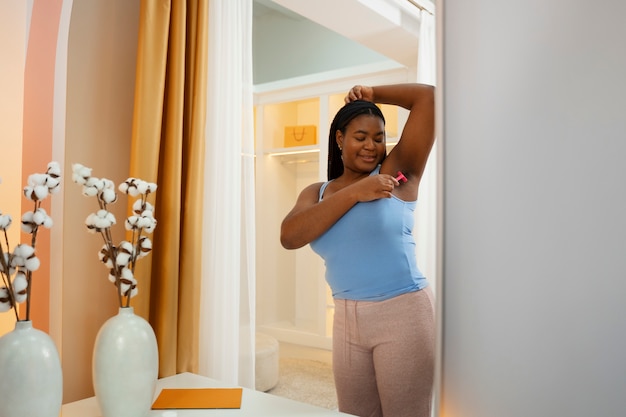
[439,1,626,416]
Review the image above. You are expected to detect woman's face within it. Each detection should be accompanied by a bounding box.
[337,114,386,174]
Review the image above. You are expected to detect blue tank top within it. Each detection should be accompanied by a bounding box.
[310,166,428,301]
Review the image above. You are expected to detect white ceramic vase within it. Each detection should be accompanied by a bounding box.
[0,320,63,417]
[93,306,159,417]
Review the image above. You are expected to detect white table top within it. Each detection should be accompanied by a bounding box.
[62,372,353,417]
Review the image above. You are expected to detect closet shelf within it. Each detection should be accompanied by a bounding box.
[266,146,320,164]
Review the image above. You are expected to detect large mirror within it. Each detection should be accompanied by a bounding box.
[252,0,438,412]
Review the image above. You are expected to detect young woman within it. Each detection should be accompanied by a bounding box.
[281,83,436,417]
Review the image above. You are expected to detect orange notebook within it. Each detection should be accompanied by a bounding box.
[152,387,243,409]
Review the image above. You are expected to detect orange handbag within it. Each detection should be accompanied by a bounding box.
[284,125,317,147]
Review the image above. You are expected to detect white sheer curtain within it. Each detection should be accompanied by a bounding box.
[415,9,438,294]
[199,0,256,388]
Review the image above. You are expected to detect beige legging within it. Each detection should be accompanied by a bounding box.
[332,288,435,417]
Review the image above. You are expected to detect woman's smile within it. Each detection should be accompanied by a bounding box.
[358,153,378,163]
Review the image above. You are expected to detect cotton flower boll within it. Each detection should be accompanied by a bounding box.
[0,213,12,230]
[119,178,140,197]
[120,280,137,296]
[28,173,48,186]
[43,216,53,228]
[85,213,98,233]
[120,267,134,280]
[118,178,131,192]
[24,174,49,201]
[136,217,150,230]
[100,188,117,204]
[20,212,36,233]
[145,221,157,234]
[137,237,152,258]
[86,178,101,192]
[120,282,139,298]
[85,213,102,233]
[137,217,155,233]
[45,175,61,193]
[14,244,34,258]
[95,210,116,228]
[132,199,154,214]
[29,170,58,194]
[34,185,49,201]
[9,256,23,269]
[71,163,92,185]
[115,252,131,267]
[118,181,129,194]
[22,186,33,200]
[47,161,61,177]
[136,180,150,194]
[86,176,106,191]
[132,199,143,213]
[0,288,11,312]
[82,185,98,197]
[32,209,45,224]
[24,181,50,201]
[12,272,28,303]
[108,269,117,283]
[119,268,136,296]
[116,241,134,266]
[146,182,157,193]
[141,212,157,233]
[98,245,114,268]
[12,244,39,271]
[125,215,140,231]
[0,253,14,275]
[102,178,115,190]
[11,244,30,267]
[71,172,86,185]
[85,210,116,233]
[24,255,41,272]
[33,208,53,228]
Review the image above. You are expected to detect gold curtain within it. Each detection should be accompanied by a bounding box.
[129,0,208,377]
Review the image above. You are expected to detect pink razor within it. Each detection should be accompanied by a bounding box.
[395,171,407,184]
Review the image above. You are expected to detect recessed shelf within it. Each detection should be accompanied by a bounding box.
[265,145,320,156]
[266,146,320,164]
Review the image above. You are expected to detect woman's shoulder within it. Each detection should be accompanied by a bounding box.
[299,181,326,199]
[302,181,326,192]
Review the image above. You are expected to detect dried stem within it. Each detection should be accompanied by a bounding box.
[0,229,19,322]
[24,199,41,321]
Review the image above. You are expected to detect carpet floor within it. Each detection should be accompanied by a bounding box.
[267,357,338,410]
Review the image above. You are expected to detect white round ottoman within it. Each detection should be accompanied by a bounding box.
[255,333,279,392]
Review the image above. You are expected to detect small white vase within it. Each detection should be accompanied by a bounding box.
[93,306,159,417]
[0,320,63,417]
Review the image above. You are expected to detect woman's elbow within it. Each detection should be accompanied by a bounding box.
[280,232,302,250]
[280,224,307,250]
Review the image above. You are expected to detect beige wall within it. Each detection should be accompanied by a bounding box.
[23,0,65,333]
[0,1,26,336]
[60,0,140,403]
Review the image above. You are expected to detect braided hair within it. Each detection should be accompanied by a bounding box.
[327,100,386,180]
